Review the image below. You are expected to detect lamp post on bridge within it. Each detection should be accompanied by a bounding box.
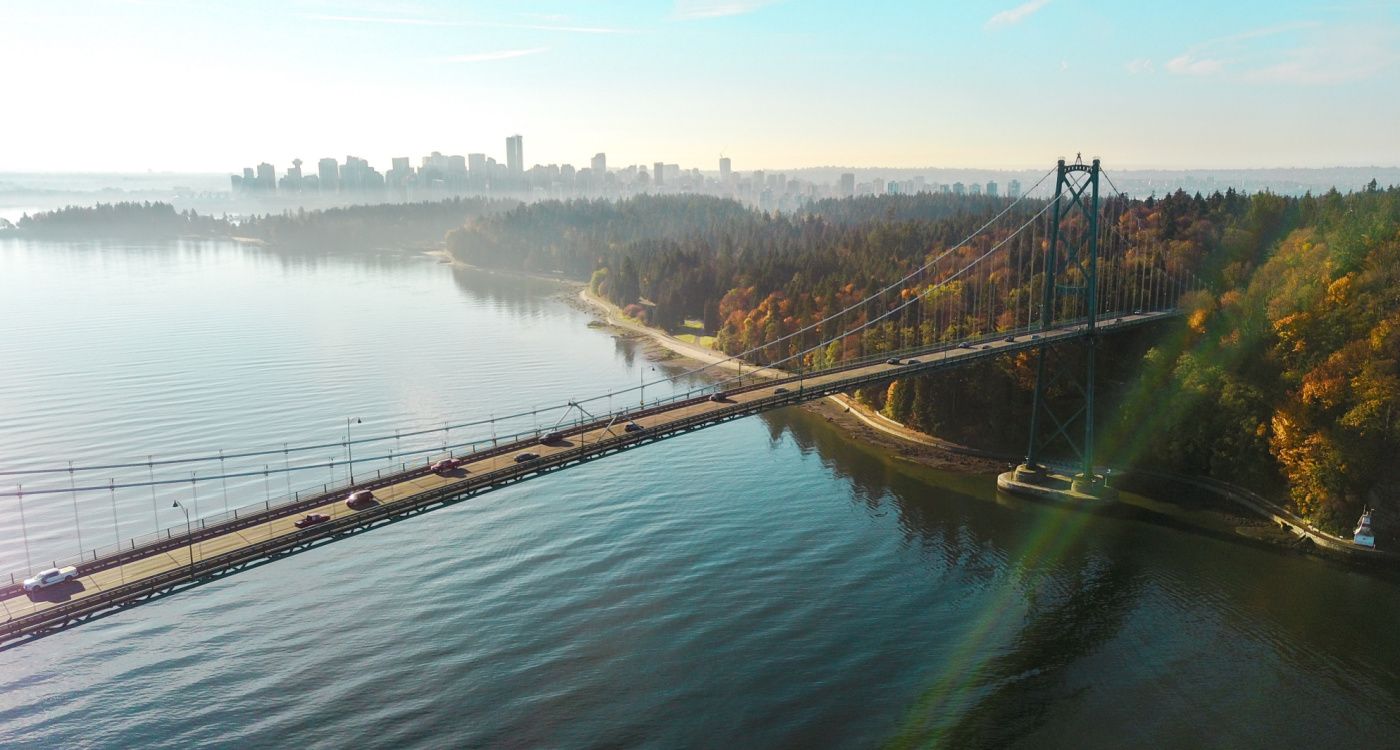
[639,366,655,408]
[171,499,194,581]
[346,417,362,485]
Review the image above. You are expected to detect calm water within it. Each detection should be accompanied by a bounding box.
[0,239,1398,748]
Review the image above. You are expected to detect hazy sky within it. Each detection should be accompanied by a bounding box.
[4,0,1398,172]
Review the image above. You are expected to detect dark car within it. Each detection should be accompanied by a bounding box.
[708,393,728,403]
[539,431,564,445]
[515,452,539,463]
[1004,335,1016,342]
[625,422,643,433]
[295,513,331,529]
[906,358,920,365]
[346,490,375,510]
[774,386,789,394]
[885,358,901,365]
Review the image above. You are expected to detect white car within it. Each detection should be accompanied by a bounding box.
[23,566,78,592]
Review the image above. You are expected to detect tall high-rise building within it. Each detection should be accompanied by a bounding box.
[952,181,966,196]
[506,135,523,175]
[280,158,304,192]
[318,157,339,192]
[1008,179,1022,199]
[591,152,607,174]
[256,162,276,192]
[388,156,411,188]
[719,157,731,182]
[986,181,998,197]
[654,161,665,187]
[839,172,855,197]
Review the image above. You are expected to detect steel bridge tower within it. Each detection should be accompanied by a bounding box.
[1013,156,1114,498]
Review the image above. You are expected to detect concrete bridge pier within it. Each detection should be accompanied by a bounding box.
[998,463,1118,502]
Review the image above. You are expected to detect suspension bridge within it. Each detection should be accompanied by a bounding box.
[0,158,1202,647]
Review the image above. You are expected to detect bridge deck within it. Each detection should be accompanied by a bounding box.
[0,312,1172,645]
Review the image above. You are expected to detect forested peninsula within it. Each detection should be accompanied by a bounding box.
[1,198,510,250]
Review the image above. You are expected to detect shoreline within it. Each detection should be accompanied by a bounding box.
[444,257,1390,566]
[826,387,1396,564]
[575,287,787,379]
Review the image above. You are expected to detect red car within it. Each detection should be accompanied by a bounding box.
[346,489,376,510]
[431,458,462,474]
[295,513,331,529]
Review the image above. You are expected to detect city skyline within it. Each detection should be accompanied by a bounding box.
[4,0,1399,173]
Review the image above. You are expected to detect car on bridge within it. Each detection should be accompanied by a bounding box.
[774,386,789,394]
[708,393,729,403]
[539,431,565,445]
[906,358,920,365]
[23,566,78,592]
[885,358,901,365]
[625,422,643,433]
[295,513,331,529]
[346,489,375,510]
[515,452,540,463]
[431,457,462,474]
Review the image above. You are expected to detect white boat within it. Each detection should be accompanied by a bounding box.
[1353,508,1376,549]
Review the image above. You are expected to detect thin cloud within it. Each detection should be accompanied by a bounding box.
[439,48,548,63]
[1241,24,1400,84]
[1165,54,1225,76]
[985,0,1051,30]
[1125,58,1154,74]
[673,0,780,20]
[305,13,631,34]
[1163,20,1397,84]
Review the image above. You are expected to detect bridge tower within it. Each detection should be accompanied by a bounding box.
[1012,156,1115,498]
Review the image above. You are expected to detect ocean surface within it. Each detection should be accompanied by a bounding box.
[1,238,1398,748]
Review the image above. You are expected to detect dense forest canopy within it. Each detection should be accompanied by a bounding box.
[447,187,1400,535]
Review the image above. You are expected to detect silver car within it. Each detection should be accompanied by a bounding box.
[24,566,78,592]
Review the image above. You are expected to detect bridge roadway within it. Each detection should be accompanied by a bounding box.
[0,311,1173,646]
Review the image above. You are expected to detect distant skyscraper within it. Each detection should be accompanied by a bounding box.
[591,152,607,174]
[318,157,339,192]
[654,161,665,187]
[388,156,411,188]
[986,181,998,197]
[280,158,304,192]
[506,135,523,175]
[970,182,982,196]
[1008,179,1022,199]
[839,173,855,197]
[256,162,276,192]
[952,181,965,196]
[719,157,731,182]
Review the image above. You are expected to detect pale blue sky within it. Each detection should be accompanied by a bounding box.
[3,0,1398,172]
